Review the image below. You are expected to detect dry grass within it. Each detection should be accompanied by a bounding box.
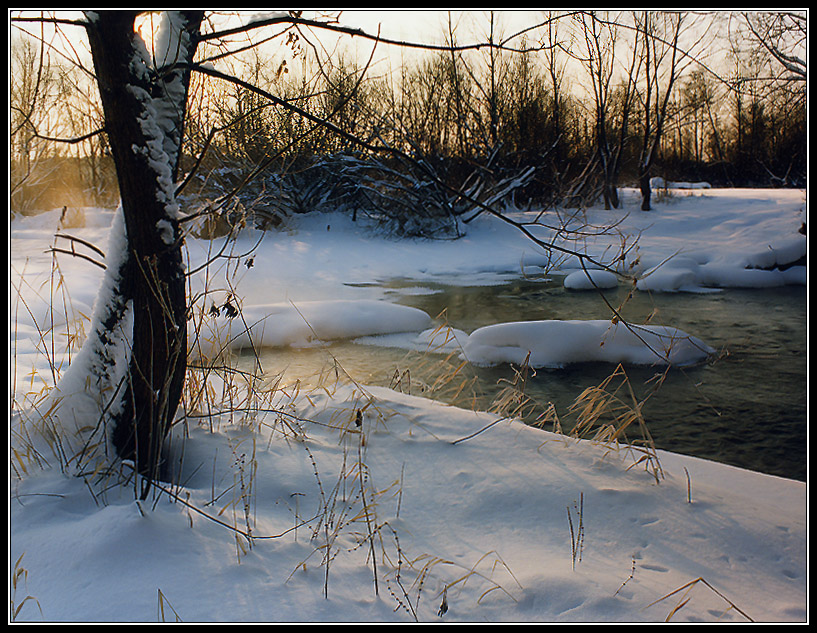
[386,314,485,410]
[9,253,98,481]
[10,553,43,622]
[646,576,754,622]
[566,492,585,570]
[179,298,523,614]
[381,522,521,621]
[157,588,183,623]
[567,363,665,483]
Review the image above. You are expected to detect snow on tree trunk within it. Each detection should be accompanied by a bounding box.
[59,10,204,495]
[45,208,134,462]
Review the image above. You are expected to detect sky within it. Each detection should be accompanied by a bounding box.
[336,10,547,43]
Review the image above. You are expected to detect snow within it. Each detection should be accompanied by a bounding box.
[564,268,619,290]
[461,320,714,369]
[9,186,807,623]
[129,11,193,221]
[192,300,431,358]
[20,208,134,451]
[650,176,711,190]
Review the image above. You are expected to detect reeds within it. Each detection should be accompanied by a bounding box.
[9,251,97,479]
[566,492,585,570]
[157,588,183,622]
[381,522,521,621]
[10,553,43,622]
[386,314,484,410]
[568,363,665,483]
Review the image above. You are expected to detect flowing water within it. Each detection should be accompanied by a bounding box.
[248,278,807,482]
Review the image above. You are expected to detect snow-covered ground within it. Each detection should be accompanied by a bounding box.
[9,186,807,622]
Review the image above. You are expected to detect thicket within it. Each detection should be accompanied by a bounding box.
[11,12,807,235]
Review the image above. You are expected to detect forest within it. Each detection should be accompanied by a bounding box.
[11,11,807,232]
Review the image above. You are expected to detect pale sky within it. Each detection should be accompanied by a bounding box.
[305,10,555,76]
[336,10,546,44]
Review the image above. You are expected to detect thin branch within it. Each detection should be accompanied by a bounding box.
[197,12,568,54]
[54,233,107,259]
[45,248,107,270]
[31,127,105,145]
[9,14,89,28]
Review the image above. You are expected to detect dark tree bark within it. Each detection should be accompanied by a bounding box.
[638,171,653,212]
[84,11,204,496]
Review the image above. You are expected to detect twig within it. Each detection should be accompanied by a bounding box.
[450,416,510,445]
[45,247,107,270]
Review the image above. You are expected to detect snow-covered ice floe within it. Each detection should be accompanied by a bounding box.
[563,268,619,290]
[191,299,431,355]
[355,318,715,370]
[461,319,715,369]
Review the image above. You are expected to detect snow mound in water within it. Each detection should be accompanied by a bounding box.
[563,269,619,290]
[462,319,715,369]
[191,299,432,355]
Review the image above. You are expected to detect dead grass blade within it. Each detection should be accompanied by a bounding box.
[646,576,754,622]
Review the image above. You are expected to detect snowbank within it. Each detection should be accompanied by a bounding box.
[613,188,808,293]
[637,257,806,293]
[10,188,806,623]
[9,383,807,623]
[461,320,715,369]
[650,176,711,189]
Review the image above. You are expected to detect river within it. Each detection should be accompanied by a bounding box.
[249,278,806,482]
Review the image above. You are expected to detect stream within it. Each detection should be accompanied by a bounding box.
[249,277,807,482]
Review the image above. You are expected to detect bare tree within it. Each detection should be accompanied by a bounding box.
[540,11,568,164]
[740,11,806,84]
[570,11,640,209]
[82,11,204,495]
[634,11,684,211]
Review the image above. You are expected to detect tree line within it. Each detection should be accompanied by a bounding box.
[11,11,806,225]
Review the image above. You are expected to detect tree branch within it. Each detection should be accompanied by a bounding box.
[197,11,569,54]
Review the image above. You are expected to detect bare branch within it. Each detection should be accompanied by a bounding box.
[197,11,571,55]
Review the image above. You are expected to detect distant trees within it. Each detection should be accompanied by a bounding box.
[10,33,76,213]
[722,12,807,186]
[12,11,805,222]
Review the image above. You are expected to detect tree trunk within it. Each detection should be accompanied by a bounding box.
[603,179,620,210]
[639,171,652,211]
[85,11,203,496]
